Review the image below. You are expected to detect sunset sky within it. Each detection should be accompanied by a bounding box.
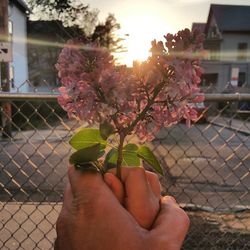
[87,0,250,65]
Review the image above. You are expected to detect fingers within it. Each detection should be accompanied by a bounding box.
[122,167,151,202]
[55,183,73,250]
[104,167,162,229]
[106,167,156,201]
[68,164,104,196]
[67,165,119,217]
[150,196,190,249]
[153,196,189,231]
[104,172,124,204]
[120,167,161,229]
[62,182,73,211]
[145,171,161,199]
[105,167,161,203]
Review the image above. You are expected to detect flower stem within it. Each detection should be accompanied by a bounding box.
[116,133,125,179]
[126,80,166,134]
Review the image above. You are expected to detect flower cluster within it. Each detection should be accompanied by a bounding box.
[56,29,204,142]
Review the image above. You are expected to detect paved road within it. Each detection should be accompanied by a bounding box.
[0,122,249,210]
[1,120,249,250]
[153,123,250,210]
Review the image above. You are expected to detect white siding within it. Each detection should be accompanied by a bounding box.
[220,33,250,62]
[9,3,29,92]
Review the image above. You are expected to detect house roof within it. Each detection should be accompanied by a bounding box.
[27,20,83,40]
[192,23,206,33]
[205,4,250,33]
[10,0,29,13]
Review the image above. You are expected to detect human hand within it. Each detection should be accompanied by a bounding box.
[55,165,147,250]
[104,167,161,229]
[148,196,190,250]
[55,165,189,250]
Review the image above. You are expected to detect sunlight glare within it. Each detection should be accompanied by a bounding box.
[118,13,172,66]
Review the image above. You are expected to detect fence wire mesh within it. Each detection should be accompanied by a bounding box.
[0,86,250,250]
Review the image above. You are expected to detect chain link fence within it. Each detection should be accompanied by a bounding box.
[0,85,250,249]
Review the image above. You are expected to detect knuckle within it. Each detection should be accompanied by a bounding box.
[176,207,190,228]
[147,171,160,184]
[162,195,176,204]
[72,191,97,216]
[183,211,190,227]
[147,171,158,179]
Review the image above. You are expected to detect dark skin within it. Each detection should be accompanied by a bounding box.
[104,167,161,229]
[55,166,190,250]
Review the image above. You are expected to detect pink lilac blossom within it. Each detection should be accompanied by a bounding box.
[56,29,204,142]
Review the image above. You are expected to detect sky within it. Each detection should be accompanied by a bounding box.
[86,0,250,65]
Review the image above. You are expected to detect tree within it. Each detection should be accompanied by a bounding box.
[26,0,125,51]
[92,14,126,53]
[26,1,126,87]
[27,20,84,87]
[26,0,98,35]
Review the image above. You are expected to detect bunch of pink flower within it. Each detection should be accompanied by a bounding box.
[56,29,204,142]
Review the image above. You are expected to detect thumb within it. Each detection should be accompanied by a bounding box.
[149,196,190,249]
[68,165,104,196]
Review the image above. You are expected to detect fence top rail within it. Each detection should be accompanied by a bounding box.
[0,92,250,101]
[0,92,60,101]
[204,93,250,101]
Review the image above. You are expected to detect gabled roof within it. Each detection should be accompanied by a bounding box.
[205,4,250,33]
[192,23,206,33]
[10,0,29,13]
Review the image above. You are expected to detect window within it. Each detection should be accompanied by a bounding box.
[237,43,247,61]
[8,20,13,35]
[208,26,217,38]
[238,72,246,87]
[200,73,218,93]
[9,65,14,88]
[201,73,218,86]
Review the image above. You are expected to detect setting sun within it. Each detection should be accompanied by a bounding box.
[114,9,174,66]
[125,35,151,65]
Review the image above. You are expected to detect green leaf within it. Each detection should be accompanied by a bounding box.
[69,143,105,165]
[137,146,163,175]
[123,143,139,151]
[103,148,117,170]
[99,121,115,140]
[69,128,107,150]
[107,144,141,167]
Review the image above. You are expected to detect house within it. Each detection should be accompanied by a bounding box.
[5,0,29,92]
[27,20,82,92]
[8,0,29,92]
[194,4,250,93]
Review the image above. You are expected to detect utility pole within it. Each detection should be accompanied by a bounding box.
[0,0,12,138]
